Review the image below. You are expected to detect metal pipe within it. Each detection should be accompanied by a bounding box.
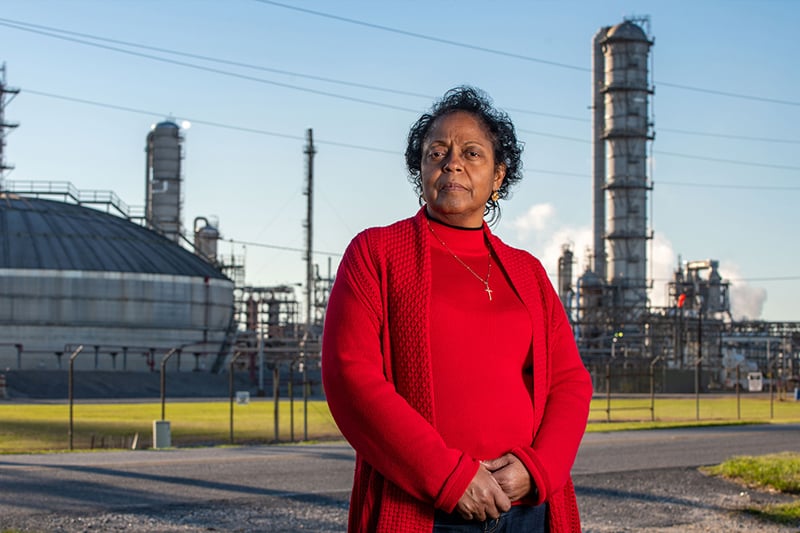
[736,365,741,420]
[160,348,180,421]
[257,327,264,396]
[605,362,611,422]
[303,359,309,441]
[273,365,280,442]
[67,345,85,451]
[289,362,295,442]
[649,355,662,422]
[769,357,775,419]
[304,128,316,331]
[228,351,245,444]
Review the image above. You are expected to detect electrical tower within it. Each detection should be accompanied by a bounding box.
[0,63,20,190]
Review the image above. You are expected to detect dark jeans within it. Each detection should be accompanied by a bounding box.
[433,503,547,533]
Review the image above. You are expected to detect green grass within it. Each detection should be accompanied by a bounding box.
[587,395,800,425]
[1,395,798,453]
[703,453,800,526]
[0,399,342,453]
[747,502,800,526]
[702,452,800,494]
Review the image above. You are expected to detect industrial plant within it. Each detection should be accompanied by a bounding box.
[558,19,799,393]
[0,19,797,397]
[0,68,328,384]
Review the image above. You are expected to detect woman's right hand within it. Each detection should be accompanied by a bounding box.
[455,465,512,521]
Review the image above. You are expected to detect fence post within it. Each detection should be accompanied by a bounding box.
[736,365,741,420]
[605,363,611,423]
[228,351,246,444]
[303,358,309,441]
[160,348,179,421]
[289,361,295,443]
[273,364,280,442]
[769,367,774,419]
[695,358,701,421]
[649,356,661,422]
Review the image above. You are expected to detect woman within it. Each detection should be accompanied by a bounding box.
[322,86,592,532]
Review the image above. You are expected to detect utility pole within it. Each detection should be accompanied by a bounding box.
[303,128,316,335]
[0,63,20,191]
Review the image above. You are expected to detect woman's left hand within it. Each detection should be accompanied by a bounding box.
[481,453,533,502]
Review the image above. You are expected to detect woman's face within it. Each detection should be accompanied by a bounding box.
[420,111,506,228]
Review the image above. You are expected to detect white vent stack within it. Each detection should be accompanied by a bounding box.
[145,121,184,243]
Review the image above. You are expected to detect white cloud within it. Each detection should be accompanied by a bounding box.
[538,225,594,285]
[649,233,677,308]
[512,203,556,239]
[506,206,763,321]
[719,265,767,321]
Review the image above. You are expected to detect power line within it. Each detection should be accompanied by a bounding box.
[655,150,800,171]
[225,238,342,257]
[24,89,398,155]
[521,129,800,171]
[656,81,800,107]
[526,168,800,190]
[4,17,799,147]
[24,88,800,189]
[653,181,800,191]
[251,0,588,72]
[659,127,800,145]
[0,17,602,125]
[5,16,796,185]
[0,17,435,102]
[253,0,800,107]
[733,276,800,282]
[0,19,421,114]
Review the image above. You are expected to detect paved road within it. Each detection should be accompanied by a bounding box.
[0,444,355,517]
[1,424,798,531]
[573,423,800,474]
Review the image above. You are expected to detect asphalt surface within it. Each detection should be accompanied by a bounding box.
[1,424,798,532]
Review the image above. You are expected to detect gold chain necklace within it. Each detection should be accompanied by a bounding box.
[426,218,493,301]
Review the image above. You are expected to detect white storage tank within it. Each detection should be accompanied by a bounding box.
[0,196,235,371]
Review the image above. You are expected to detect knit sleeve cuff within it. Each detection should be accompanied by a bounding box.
[511,446,550,505]
[434,453,481,513]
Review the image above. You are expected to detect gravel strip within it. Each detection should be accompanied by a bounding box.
[577,467,798,532]
[2,468,797,532]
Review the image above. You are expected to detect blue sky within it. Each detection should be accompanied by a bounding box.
[0,0,798,321]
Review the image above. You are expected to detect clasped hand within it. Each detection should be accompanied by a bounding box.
[454,453,533,521]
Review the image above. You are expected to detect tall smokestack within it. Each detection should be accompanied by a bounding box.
[596,19,654,314]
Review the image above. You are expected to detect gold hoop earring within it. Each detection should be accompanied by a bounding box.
[491,190,500,202]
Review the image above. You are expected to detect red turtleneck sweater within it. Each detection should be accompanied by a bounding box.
[427,219,534,460]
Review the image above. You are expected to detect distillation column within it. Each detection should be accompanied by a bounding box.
[600,21,654,317]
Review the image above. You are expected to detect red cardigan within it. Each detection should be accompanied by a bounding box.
[322,208,592,532]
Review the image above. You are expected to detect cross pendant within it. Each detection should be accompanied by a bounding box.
[484,283,493,301]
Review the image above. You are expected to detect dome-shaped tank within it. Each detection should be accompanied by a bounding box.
[0,195,234,371]
[604,20,649,43]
